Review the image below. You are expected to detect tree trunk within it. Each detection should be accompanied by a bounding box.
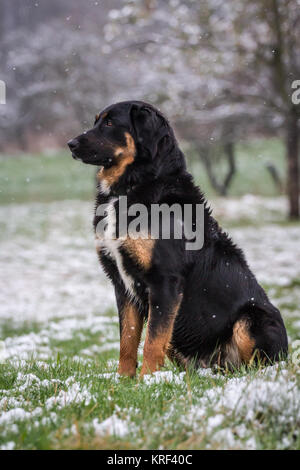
[286,108,299,219]
[201,142,236,197]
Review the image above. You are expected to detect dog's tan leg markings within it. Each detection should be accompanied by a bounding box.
[233,318,255,363]
[118,301,143,377]
[97,132,136,187]
[123,238,155,270]
[140,296,182,376]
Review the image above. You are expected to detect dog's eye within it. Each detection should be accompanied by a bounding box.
[105,119,113,127]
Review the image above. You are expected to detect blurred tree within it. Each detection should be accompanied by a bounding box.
[0,0,119,148]
[229,0,300,218]
[199,129,236,197]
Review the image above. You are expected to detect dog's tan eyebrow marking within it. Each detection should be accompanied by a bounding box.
[95,112,108,124]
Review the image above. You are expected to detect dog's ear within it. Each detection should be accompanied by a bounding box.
[130,104,166,161]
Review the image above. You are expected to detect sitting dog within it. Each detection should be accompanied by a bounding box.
[68,100,288,376]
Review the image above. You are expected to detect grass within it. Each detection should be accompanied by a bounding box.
[0,150,95,204]
[0,317,299,451]
[0,321,299,450]
[0,137,285,204]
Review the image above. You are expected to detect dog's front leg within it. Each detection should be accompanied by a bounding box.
[140,277,182,376]
[118,300,144,377]
[115,284,144,377]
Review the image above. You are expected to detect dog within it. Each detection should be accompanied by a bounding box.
[68,100,288,377]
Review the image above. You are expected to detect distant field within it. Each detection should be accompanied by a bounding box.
[0,150,95,204]
[0,138,286,204]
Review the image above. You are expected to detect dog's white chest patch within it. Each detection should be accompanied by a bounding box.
[99,178,111,195]
[95,198,135,297]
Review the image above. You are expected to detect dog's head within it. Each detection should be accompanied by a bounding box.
[68,100,185,189]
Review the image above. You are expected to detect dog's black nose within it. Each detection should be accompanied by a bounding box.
[67,138,79,151]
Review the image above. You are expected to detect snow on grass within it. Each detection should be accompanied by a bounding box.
[230,225,300,287]
[92,407,138,438]
[0,198,299,449]
[1,315,118,361]
[211,194,288,224]
[72,363,299,450]
[181,364,300,449]
[186,365,299,426]
[93,415,131,438]
[142,371,186,385]
[95,372,120,383]
[0,406,43,428]
[0,441,16,450]
[45,381,93,410]
[0,201,115,327]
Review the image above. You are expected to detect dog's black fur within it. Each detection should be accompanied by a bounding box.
[68,100,288,376]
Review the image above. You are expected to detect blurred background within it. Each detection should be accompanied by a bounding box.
[0,2,300,450]
[0,0,299,217]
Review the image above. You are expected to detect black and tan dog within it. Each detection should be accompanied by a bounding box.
[68,100,288,377]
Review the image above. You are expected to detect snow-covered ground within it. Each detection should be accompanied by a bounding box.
[0,197,299,449]
[0,201,115,326]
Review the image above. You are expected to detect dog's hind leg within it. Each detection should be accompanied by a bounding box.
[222,304,288,369]
[221,318,255,369]
[249,304,288,363]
